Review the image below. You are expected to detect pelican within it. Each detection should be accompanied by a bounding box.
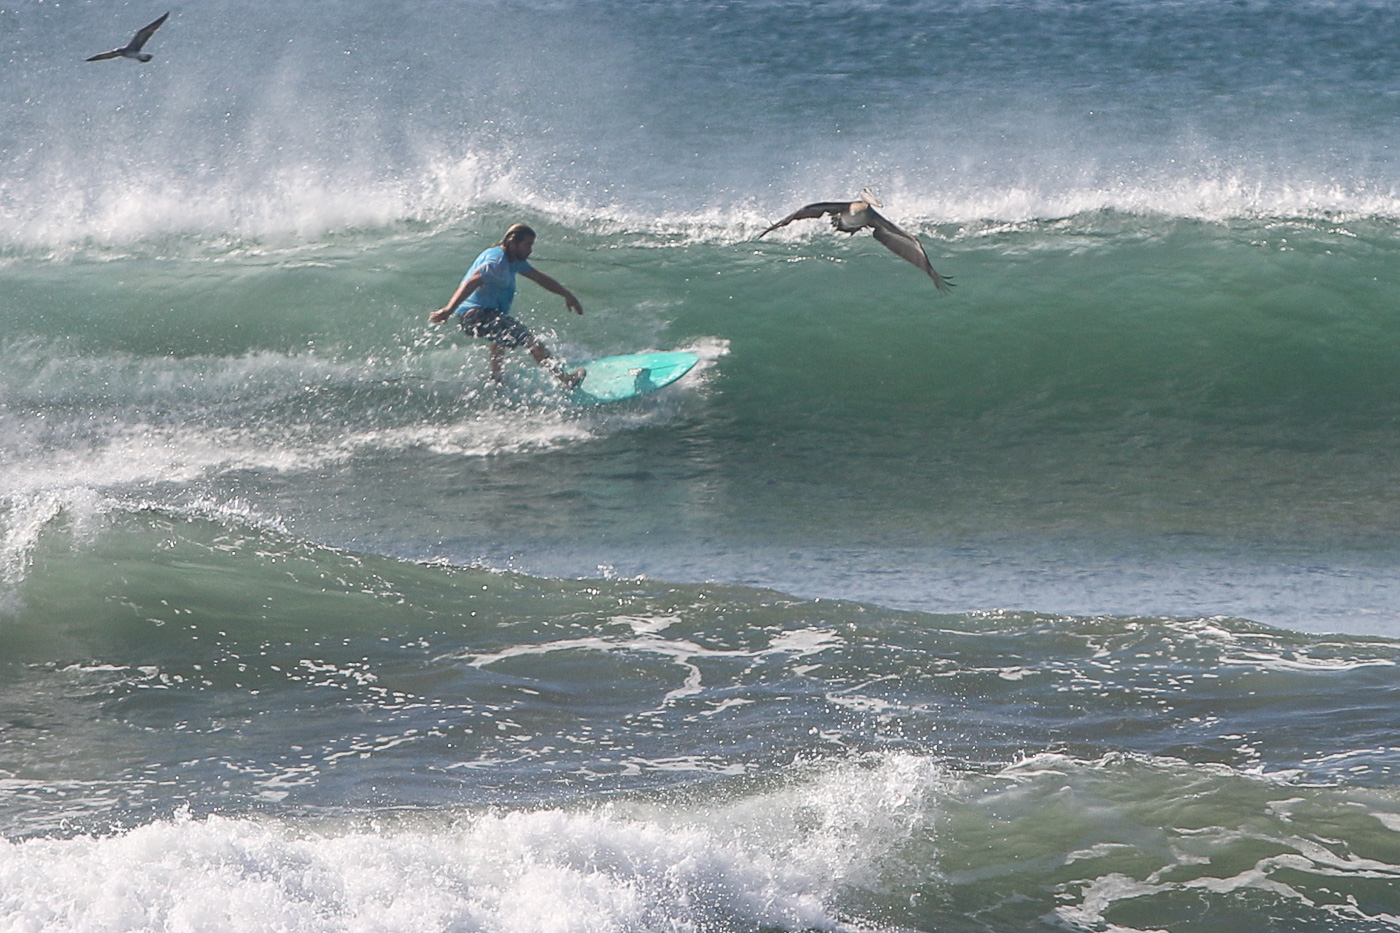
[86,12,169,62]
[759,189,953,293]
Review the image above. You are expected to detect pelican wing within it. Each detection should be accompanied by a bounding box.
[85,49,123,61]
[869,210,954,294]
[130,12,169,51]
[758,201,852,237]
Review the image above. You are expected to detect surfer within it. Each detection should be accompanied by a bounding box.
[429,223,585,387]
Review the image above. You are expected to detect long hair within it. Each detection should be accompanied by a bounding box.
[500,223,536,247]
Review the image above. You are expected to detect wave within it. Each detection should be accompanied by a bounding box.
[1,751,1397,932]
[7,170,1400,258]
[0,755,931,933]
[4,502,1399,764]
[6,0,1400,250]
[3,499,1400,933]
[5,209,1400,632]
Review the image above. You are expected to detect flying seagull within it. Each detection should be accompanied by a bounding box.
[86,12,169,62]
[759,189,953,294]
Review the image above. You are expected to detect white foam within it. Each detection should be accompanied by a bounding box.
[1221,650,1396,674]
[0,488,112,615]
[0,338,718,514]
[465,621,842,716]
[0,755,946,933]
[9,143,1400,257]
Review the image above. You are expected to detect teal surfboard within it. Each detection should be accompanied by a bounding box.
[573,351,699,403]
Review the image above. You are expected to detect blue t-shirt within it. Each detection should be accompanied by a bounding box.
[458,246,532,315]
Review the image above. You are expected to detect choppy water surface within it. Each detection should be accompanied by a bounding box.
[4,1,1400,930]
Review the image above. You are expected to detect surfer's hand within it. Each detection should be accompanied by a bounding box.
[429,307,453,324]
[565,293,583,315]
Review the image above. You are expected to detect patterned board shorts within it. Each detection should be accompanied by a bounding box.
[457,307,534,348]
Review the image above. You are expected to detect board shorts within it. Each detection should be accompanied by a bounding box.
[457,307,534,349]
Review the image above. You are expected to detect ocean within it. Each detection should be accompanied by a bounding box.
[4,0,1400,930]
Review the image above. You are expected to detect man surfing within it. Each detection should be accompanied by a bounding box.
[429,223,585,387]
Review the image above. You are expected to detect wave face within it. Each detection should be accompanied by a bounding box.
[5,0,1400,930]
[5,218,1400,631]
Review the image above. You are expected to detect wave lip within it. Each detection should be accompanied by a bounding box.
[8,172,1400,255]
[9,0,1400,252]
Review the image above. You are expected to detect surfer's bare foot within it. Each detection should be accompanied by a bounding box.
[557,367,585,389]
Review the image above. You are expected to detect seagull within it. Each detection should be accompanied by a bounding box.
[86,12,169,62]
[759,189,953,294]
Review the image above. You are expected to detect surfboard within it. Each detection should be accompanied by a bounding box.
[572,351,699,403]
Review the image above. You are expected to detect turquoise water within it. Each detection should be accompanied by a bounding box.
[4,1,1400,930]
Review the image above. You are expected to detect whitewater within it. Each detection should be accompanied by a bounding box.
[4,1,1400,931]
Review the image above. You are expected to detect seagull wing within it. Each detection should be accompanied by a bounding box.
[85,49,124,61]
[757,201,852,237]
[868,209,954,294]
[129,12,169,51]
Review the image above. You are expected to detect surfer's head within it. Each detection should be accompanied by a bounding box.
[501,223,537,260]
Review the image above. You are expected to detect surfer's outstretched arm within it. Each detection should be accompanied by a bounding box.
[430,271,484,324]
[521,267,583,315]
